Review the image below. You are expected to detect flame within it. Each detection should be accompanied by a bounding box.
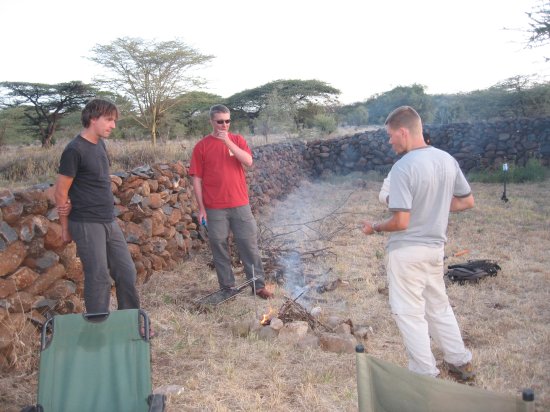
[260,307,276,325]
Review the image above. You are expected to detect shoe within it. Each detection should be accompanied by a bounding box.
[255,288,274,299]
[220,288,240,300]
[447,361,476,381]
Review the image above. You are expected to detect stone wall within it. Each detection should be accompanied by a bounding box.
[0,142,307,368]
[304,117,550,177]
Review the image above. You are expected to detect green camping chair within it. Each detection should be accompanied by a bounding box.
[23,309,164,412]
[355,345,535,412]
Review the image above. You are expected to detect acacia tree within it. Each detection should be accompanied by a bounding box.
[526,0,550,60]
[0,81,95,147]
[225,79,340,129]
[89,37,213,145]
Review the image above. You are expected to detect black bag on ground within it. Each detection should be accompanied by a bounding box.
[445,260,501,283]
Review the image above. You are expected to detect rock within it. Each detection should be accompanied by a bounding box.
[334,323,352,335]
[325,315,346,329]
[258,325,279,340]
[24,263,65,295]
[353,326,372,339]
[43,221,64,251]
[0,241,27,277]
[44,279,77,300]
[296,334,320,349]
[0,222,19,245]
[0,278,16,299]
[7,267,39,290]
[319,332,357,354]
[6,291,35,313]
[269,317,284,331]
[0,189,15,208]
[0,201,23,225]
[278,321,309,343]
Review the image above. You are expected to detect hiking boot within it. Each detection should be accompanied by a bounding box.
[447,361,476,381]
[255,287,274,299]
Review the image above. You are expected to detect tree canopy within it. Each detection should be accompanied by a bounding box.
[225,79,340,116]
[526,0,550,56]
[363,84,434,124]
[89,37,214,144]
[0,81,95,147]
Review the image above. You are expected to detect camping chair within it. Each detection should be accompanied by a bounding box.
[355,345,535,412]
[22,309,165,412]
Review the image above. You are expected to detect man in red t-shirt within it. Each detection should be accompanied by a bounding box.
[189,105,273,300]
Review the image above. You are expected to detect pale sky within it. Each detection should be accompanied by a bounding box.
[0,0,548,104]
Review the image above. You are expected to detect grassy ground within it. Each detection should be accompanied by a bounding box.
[1,176,548,411]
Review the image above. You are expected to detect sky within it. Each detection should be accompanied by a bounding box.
[0,0,548,104]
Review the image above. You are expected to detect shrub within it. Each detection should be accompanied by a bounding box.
[468,158,548,183]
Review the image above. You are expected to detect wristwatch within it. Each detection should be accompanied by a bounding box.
[373,223,382,233]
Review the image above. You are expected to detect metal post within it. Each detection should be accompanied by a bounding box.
[252,265,258,319]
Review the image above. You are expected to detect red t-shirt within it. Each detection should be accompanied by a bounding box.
[189,133,251,209]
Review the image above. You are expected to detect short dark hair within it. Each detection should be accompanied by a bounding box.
[209,104,230,119]
[81,99,118,128]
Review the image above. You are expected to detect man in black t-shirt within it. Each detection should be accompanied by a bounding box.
[54,99,140,313]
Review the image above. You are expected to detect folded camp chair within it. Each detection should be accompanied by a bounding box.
[22,309,164,412]
[355,345,535,412]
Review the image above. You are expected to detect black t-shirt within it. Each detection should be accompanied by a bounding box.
[59,135,115,222]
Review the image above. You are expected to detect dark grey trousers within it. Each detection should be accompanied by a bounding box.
[69,220,140,313]
[206,205,266,291]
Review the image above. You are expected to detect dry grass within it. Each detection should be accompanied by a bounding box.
[1,175,548,411]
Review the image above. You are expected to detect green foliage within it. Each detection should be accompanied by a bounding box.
[337,104,369,126]
[468,159,548,183]
[226,79,340,131]
[364,84,434,124]
[89,37,214,145]
[310,113,337,134]
[0,81,96,147]
[253,90,297,140]
[168,91,222,138]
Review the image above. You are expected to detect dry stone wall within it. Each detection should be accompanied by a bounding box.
[0,142,307,368]
[304,117,550,176]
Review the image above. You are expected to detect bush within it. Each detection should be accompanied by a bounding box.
[311,114,337,134]
[468,159,548,183]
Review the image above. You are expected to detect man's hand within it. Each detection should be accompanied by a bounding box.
[213,130,229,141]
[362,221,377,236]
[198,208,207,226]
[57,199,72,216]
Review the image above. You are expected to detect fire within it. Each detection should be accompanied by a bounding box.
[260,307,276,326]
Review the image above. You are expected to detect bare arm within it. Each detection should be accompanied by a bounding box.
[191,176,207,224]
[450,194,474,212]
[54,174,75,243]
[362,210,410,235]
[214,132,253,167]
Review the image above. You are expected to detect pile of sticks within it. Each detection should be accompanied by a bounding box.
[277,298,330,332]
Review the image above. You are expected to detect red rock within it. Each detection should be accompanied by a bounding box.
[1,201,24,225]
[7,267,39,290]
[24,263,65,295]
[0,278,16,299]
[6,291,35,313]
[0,241,27,277]
[43,221,64,251]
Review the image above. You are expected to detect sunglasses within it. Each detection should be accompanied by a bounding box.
[215,119,231,124]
